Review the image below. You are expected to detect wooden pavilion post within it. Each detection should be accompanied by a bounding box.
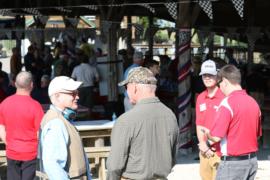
[98,0,126,103]
[247,0,255,74]
[176,0,193,154]
[15,16,23,51]
[127,15,132,51]
[33,16,47,50]
[107,23,119,102]
[148,16,154,58]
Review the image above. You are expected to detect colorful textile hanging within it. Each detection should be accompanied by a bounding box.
[231,0,244,19]
[165,1,177,20]
[198,0,213,19]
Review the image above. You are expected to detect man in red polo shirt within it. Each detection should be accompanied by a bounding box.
[196,60,225,180]
[199,65,261,180]
[0,71,44,180]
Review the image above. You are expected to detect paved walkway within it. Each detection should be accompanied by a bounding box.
[168,149,270,180]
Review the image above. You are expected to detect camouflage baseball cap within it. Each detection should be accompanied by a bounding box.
[118,67,157,86]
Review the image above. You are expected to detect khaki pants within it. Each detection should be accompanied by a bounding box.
[199,152,220,180]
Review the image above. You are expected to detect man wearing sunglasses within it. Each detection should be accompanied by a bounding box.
[37,76,91,180]
[200,65,261,180]
[196,60,225,180]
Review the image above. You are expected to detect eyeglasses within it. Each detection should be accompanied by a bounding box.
[59,91,78,98]
[202,74,215,79]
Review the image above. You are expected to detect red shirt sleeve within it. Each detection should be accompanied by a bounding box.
[210,105,232,138]
[195,96,204,126]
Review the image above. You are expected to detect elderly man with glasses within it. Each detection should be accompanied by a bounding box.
[37,76,91,180]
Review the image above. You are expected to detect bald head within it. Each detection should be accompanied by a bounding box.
[15,71,33,91]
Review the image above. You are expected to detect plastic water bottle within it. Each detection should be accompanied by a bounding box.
[112,112,117,121]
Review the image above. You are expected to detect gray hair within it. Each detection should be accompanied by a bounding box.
[137,83,157,93]
[15,71,33,90]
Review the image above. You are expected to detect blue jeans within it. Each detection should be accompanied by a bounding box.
[216,156,258,180]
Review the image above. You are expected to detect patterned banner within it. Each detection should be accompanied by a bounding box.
[198,0,213,19]
[23,8,42,16]
[0,9,17,16]
[54,7,72,13]
[231,0,244,19]
[139,4,155,14]
[165,1,178,20]
[85,5,98,11]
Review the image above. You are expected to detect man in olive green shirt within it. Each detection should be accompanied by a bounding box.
[107,67,179,180]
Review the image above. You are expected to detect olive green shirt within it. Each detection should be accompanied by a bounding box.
[107,97,179,180]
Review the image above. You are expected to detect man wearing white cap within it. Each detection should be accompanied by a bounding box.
[37,76,91,180]
[196,60,225,180]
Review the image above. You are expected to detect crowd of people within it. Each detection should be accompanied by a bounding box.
[0,41,263,180]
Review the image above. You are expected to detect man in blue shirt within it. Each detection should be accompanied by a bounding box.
[123,51,144,111]
[37,76,91,180]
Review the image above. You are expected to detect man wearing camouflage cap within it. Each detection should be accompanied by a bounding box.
[107,67,179,180]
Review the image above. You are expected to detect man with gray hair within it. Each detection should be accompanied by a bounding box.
[122,51,144,111]
[0,71,44,180]
[107,67,179,180]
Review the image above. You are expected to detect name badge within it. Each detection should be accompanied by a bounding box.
[200,103,206,112]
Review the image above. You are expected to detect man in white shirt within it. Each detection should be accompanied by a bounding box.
[72,54,99,110]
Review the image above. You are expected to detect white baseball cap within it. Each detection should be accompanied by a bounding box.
[199,60,217,76]
[48,76,82,96]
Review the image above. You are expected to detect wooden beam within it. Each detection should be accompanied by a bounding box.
[148,16,154,57]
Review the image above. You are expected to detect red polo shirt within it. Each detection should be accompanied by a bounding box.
[196,88,225,129]
[196,88,225,155]
[210,90,261,156]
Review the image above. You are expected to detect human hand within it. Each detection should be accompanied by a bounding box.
[204,149,214,158]
[198,141,209,153]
